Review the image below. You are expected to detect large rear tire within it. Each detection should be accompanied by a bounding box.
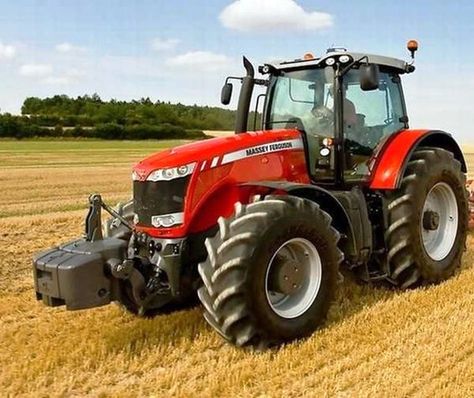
[385,147,468,288]
[198,195,343,348]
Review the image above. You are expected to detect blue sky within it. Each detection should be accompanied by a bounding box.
[0,0,473,142]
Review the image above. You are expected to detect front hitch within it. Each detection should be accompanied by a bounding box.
[85,194,133,241]
[33,194,189,313]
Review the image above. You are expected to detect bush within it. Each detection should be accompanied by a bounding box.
[71,126,85,138]
[122,124,186,140]
[0,112,206,140]
[93,123,124,139]
[184,129,207,139]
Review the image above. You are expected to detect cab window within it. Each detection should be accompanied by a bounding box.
[343,69,405,180]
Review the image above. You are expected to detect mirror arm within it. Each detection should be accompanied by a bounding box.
[339,55,369,77]
[225,76,243,84]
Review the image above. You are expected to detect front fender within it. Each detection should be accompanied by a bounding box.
[369,130,467,190]
[241,181,359,261]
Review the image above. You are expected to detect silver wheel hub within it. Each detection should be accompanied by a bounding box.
[265,238,322,319]
[421,182,458,261]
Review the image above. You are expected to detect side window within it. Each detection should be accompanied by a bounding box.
[343,70,405,180]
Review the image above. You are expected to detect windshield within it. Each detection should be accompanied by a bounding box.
[266,67,335,138]
[266,67,335,180]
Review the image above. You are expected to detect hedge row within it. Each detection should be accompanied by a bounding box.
[0,116,206,140]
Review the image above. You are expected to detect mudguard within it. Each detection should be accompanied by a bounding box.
[369,130,467,190]
[241,181,361,261]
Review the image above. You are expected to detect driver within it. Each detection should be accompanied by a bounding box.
[303,83,360,136]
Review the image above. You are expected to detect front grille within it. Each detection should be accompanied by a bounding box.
[133,176,190,227]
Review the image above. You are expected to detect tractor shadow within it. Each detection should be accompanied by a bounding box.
[101,276,396,356]
[100,303,207,356]
[100,240,474,355]
[326,271,397,327]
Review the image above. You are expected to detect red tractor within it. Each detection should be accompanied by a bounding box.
[33,41,468,348]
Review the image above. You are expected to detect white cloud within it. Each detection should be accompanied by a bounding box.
[65,68,86,78]
[55,42,85,53]
[40,69,85,85]
[166,51,233,72]
[151,37,180,51]
[42,76,70,85]
[219,0,333,32]
[19,64,53,77]
[0,42,16,59]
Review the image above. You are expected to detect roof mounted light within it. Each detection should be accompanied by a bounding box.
[407,39,419,59]
[325,57,336,66]
[339,55,351,64]
[326,47,347,53]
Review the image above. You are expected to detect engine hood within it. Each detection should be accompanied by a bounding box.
[133,129,301,179]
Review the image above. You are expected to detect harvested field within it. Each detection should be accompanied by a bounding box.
[1,139,474,397]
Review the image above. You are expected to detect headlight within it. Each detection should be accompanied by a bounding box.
[177,165,189,176]
[151,212,184,228]
[146,162,196,181]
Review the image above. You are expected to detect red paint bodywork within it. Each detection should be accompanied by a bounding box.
[368,129,429,189]
[133,128,441,238]
[134,129,309,238]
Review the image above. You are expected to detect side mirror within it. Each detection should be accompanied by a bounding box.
[221,83,233,105]
[359,64,379,91]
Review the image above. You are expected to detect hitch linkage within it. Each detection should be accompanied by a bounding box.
[85,194,133,241]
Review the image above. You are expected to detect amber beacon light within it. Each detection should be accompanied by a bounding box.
[407,39,419,59]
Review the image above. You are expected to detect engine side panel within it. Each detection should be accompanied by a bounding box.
[135,130,310,238]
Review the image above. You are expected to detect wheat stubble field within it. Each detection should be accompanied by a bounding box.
[1,139,474,397]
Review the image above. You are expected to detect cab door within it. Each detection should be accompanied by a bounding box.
[342,69,407,182]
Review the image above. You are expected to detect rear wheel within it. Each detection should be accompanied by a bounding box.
[198,195,342,348]
[385,147,468,288]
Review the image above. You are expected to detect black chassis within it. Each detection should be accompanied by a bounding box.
[32,194,209,311]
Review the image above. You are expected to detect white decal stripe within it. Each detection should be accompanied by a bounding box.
[221,138,304,165]
[200,160,207,171]
[210,156,219,168]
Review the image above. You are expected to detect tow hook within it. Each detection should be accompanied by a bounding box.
[108,258,146,306]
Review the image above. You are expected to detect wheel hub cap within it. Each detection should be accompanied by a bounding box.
[268,255,303,295]
[265,238,322,319]
[421,182,458,261]
[423,210,440,230]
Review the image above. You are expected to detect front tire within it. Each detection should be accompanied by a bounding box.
[198,195,342,348]
[385,147,468,288]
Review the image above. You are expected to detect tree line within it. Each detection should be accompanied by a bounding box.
[0,94,257,140]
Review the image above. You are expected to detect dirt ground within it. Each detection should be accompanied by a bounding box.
[1,139,474,397]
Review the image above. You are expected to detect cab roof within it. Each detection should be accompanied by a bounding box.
[269,51,412,74]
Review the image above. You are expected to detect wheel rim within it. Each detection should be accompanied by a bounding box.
[265,238,322,319]
[421,182,458,261]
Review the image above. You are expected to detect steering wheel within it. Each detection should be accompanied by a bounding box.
[312,106,334,127]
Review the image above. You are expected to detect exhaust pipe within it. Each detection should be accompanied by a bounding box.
[235,56,255,134]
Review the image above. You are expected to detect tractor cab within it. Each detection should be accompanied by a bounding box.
[223,48,415,187]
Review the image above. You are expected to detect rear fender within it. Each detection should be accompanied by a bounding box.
[370,130,467,190]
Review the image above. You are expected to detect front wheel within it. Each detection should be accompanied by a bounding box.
[197,195,343,348]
